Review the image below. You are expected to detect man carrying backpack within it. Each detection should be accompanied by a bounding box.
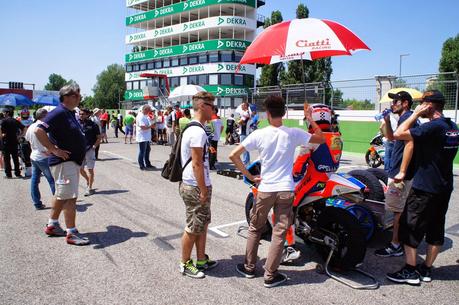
[178,92,217,278]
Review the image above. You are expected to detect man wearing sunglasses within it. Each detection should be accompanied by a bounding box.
[375,91,418,258]
[179,92,217,278]
[35,82,90,246]
[79,108,102,196]
[387,90,458,285]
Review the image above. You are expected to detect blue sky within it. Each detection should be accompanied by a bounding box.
[0,0,458,96]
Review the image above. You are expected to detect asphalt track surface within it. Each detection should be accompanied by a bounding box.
[1,131,458,305]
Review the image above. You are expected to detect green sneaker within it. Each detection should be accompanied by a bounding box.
[196,254,219,271]
[180,259,205,278]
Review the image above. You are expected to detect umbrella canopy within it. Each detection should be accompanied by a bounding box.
[168,85,206,102]
[379,88,423,103]
[239,18,370,65]
[33,94,60,106]
[0,93,33,107]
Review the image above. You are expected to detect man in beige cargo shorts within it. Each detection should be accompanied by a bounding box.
[179,92,218,278]
[35,82,90,246]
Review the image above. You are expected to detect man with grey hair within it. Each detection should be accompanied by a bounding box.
[25,108,55,210]
[136,104,154,170]
[35,82,90,246]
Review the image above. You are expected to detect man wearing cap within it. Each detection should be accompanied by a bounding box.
[35,82,90,246]
[386,90,458,285]
[375,91,419,258]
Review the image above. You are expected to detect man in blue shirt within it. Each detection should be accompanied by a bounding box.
[375,91,419,257]
[35,82,90,246]
[387,90,458,285]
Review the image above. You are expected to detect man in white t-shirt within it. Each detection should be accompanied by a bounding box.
[236,101,252,164]
[136,105,154,170]
[179,92,217,279]
[229,96,325,288]
[209,107,223,170]
[25,108,55,210]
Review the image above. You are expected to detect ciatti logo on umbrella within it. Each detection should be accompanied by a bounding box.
[296,38,331,50]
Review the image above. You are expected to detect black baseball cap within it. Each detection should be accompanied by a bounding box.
[421,90,445,104]
[388,90,412,103]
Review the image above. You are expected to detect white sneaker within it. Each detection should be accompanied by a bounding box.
[84,186,91,196]
[281,246,301,263]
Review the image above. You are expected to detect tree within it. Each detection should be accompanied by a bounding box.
[281,3,333,93]
[44,73,67,91]
[81,96,96,109]
[439,34,459,76]
[259,11,284,87]
[92,64,126,109]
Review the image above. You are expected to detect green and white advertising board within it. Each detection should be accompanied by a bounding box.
[126,16,255,44]
[126,0,256,24]
[125,63,255,81]
[124,85,248,100]
[126,39,250,63]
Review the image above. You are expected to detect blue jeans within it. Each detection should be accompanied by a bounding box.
[31,159,55,207]
[384,140,394,172]
[239,134,250,165]
[138,141,152,168]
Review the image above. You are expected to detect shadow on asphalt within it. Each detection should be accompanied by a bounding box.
[84,225,148,249]
[215,162,237,171]
[97,157,122,162]
[76,203,93,212]
[93,189,129,195]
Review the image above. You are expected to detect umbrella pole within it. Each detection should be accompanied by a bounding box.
[300,54,307,100]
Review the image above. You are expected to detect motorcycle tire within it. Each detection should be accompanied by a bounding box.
[245,193,272,240]
[316,207,366,270]
[365,149,383,168]
[366,168,388,185]
[345,204,376,241]
[348,169,385,202]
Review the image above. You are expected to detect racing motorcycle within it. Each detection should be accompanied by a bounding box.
[243,136,374,270]
[365,133,385,168]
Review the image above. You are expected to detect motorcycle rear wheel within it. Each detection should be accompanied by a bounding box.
[316,207,366,270]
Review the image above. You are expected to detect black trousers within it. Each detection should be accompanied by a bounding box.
[209,140,218,169]
[19,142,32,167]
[114,123,125,137]
[3,145,20,176]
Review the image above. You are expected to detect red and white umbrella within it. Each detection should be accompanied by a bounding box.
[239,18,370,65]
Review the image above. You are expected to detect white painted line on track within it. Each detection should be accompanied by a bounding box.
[209,220,246,238]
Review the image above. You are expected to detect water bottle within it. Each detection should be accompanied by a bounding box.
[374,108,392,121]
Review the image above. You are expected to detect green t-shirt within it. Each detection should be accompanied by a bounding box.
[124,114,135,126]
[179,117,191,131]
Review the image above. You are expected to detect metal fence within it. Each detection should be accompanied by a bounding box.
[247,72,458,121]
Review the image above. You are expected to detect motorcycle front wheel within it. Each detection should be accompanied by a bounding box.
[316,207,366,270]
[365,149,383,168]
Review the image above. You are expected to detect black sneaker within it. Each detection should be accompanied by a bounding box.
[386,266,420,285]
[180,259,205,279]
[264,272,288,288]
[416,264,432,282]
[375,243,404,257]
[196,254,218,271]
[236,263,255,279]
[35,204,46,210]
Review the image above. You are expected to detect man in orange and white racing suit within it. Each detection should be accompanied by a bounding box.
[282,104,343,263]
